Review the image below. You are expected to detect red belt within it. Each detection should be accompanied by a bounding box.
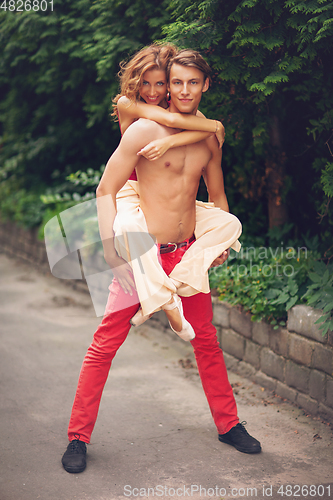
[159,234,195,254]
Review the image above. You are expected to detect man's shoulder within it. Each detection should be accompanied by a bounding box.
[119,118,163,154]
[122,118,166,148]
[136,117,164,131]
[124,117,162,135]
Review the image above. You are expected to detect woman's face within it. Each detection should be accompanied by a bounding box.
[139,69,167,105]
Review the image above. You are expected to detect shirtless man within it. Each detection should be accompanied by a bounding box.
[61,49,261,474]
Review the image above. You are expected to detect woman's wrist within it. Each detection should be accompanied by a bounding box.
[215,120,222,133]
[208,119,222,133]
[165,135,175,149]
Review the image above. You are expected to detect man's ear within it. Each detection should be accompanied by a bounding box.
[202,78,210,93]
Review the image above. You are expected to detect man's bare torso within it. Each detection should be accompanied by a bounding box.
[135,120,212,244]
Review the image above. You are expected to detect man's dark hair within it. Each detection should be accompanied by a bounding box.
[166,49,212,83]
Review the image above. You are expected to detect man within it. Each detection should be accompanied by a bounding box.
[61,50,261,474]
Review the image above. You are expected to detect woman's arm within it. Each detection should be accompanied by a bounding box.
[137,130,212,161]
[117,96,224,145]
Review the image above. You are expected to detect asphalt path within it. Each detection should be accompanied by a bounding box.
[0,253,332,500]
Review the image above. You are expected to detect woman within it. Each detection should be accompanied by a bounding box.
[109,44,241,341]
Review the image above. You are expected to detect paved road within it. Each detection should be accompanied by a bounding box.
[0,253,332,500]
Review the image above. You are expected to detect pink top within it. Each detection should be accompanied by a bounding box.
[128,170,137,181]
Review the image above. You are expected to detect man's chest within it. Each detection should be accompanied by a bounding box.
[154,141,211,177]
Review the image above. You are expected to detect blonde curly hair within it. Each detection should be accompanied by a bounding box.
[112,43,178,120]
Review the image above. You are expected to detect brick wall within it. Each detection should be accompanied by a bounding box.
[0,220,88,293]
[212,299,333,423]
[0,220,48,268]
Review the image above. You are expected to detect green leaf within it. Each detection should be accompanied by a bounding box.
[322,269,330,285]
[323,303,333,314]
[314,313,331,324]
[286,296,298,310]
[272,292,290,305]
[308,272,322,283]
[318,323,329,336]
[288,278,298,296]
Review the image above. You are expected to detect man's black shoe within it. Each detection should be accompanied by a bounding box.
[62,439,87,473]
[218,422,261,454]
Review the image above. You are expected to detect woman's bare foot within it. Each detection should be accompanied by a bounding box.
[130,308,153,327]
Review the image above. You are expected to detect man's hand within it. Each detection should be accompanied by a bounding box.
[105,253,135,295]
[210,248,230,268]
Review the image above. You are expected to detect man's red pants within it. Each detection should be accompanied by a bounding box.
[68,242,239,443]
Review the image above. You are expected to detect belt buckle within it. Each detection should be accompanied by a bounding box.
[168,242,178,253]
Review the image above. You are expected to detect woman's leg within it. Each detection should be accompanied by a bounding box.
[170,202,242,297]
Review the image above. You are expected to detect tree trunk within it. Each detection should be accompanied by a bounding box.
[265,115,288,229]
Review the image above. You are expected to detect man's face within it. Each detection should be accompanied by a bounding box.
[168,63,209,114]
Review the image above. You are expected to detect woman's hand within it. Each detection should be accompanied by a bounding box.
[137,137,171,161]
[215,121,225,148]
[210,248,230,268]
[104,253,135,295]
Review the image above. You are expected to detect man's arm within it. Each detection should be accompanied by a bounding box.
[204,135,231,267]
[204,135,229,212]
[96,119,156,293]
